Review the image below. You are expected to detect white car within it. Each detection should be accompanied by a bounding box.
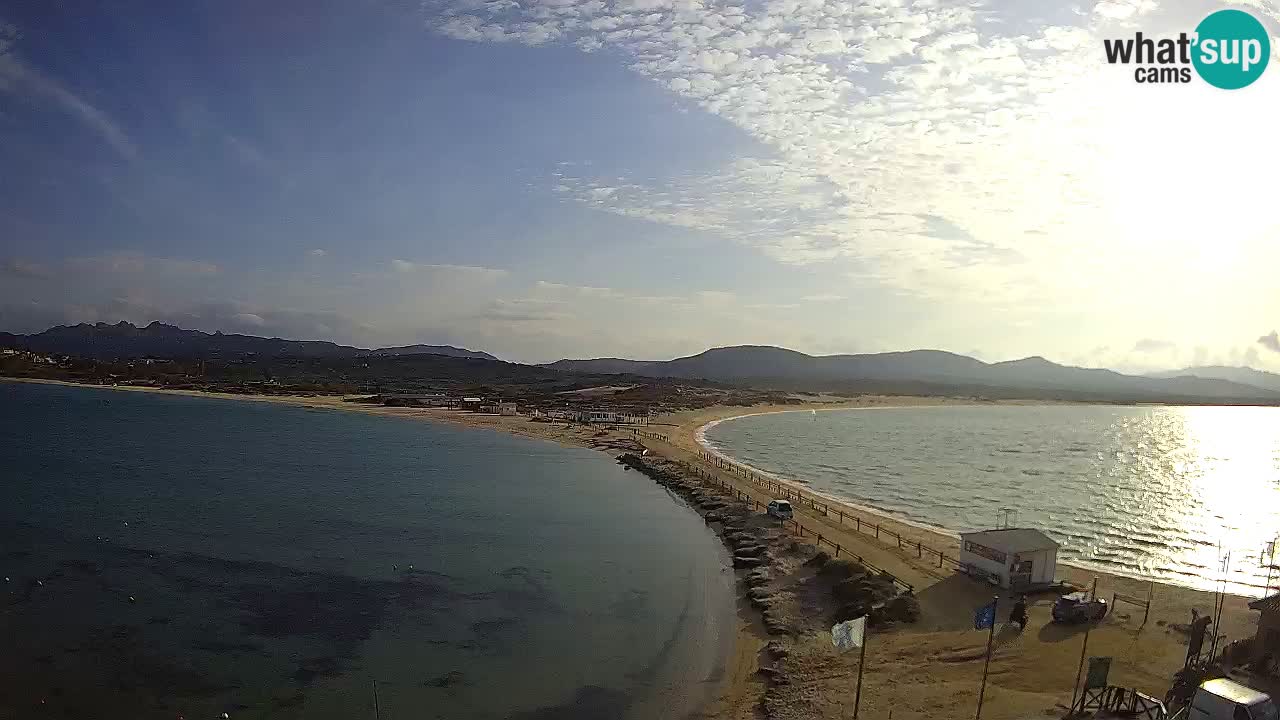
[1190,679,1277,720]
[766,499,793,521]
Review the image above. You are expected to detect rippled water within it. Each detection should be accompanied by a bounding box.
[703,404,1280,595]
[1,381,733,719]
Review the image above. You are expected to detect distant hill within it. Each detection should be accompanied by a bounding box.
[0,322,496,362]
[371,344,499,361]
[543,357,660,374]
[546,345,1280,403]
[6,323,1280,404]
[1149,365,1280,394]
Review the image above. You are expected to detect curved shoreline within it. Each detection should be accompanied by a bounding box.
[693,405,1273,597]
[2,377,746,719]
[10,377,1272,718]
[696,408,969,542]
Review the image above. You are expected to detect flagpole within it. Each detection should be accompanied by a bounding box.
[854,620,868,720]
[1070,577,1099,713]
[976,595,998,720]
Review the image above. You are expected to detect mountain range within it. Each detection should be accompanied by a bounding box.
[1147,365,1280,394]
[0,322,497,362]
[3,322,1279,403]
[545,345,1280,402]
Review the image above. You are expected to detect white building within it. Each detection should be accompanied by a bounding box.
[958,528,1059,590]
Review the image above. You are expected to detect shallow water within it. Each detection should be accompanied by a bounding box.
[0,381,734,719]
[703,404,1280,595]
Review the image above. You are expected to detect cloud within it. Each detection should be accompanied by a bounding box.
[1,258,49,279]
[231,312,267,327]
[68,253,219,276]
[1260,331,1280,354]
[425,0,1280,334]
[0,30,137,160]
[534,280,619,298]
[1091,0,1158,21]
[223,135,270,172]
[481,298,574,323]
[802,294,846,302]
[1133,338,1176,353]
[696,290,736,304]
[310,249,327,257]
[390,260,508,279]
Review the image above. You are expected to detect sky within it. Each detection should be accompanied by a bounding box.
[1,0,1279,370]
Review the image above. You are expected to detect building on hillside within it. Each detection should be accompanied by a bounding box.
[497,402,518,416]
[958,528,1059,590]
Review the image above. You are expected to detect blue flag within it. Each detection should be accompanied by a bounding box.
[974,600,997,630]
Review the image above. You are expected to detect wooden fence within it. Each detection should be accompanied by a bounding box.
[630,429,670,443]
[677,458,914,593]
[688,449,965,573]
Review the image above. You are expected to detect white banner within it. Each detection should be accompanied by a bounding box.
[831,616,866,651]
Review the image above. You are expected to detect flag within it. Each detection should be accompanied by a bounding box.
[974,600,997,630]
[832,616,867,651]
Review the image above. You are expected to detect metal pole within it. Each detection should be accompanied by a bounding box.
[1070,577,1099,713]
[1210,551,1230,661]
[372,679,381,720]
[1265,542,1276,596]
[853,625,868,720]
[976,595,999,720]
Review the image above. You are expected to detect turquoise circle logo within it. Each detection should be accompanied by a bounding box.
[1192,9,1270,89]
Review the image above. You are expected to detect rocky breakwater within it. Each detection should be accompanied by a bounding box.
[616,453,922,718]
[616,453,796,634]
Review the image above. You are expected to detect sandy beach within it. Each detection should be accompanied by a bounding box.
[7,377,1268,719]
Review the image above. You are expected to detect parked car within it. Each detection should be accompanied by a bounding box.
[1051,591,1108,623]
[1189,678,1277,720]
[766,499,793,521]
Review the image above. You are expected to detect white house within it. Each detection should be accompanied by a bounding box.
[958,528,1059,589]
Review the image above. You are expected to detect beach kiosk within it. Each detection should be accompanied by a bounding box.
[958,528,1059,589]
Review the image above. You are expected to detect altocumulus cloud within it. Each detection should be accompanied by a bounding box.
[1260,331,1280,354]
[424,0,1280,335]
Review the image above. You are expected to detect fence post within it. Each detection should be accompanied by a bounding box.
[876,524,880,539]
[835,544,841,558]
[856,517,861,532]
[917,541,922,558]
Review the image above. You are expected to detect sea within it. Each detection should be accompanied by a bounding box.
[0,381,735,720]
[703,404,1280,596]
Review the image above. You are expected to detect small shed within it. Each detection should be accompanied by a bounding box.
[1248,594,1280,667]
[959,528,1059,589]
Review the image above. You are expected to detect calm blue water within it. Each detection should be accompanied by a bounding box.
[0,381,734,719]
[704,405,1280,595]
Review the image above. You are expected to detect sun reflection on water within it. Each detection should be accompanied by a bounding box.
[1168,406,1280,594]
[709,404,1280,597]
